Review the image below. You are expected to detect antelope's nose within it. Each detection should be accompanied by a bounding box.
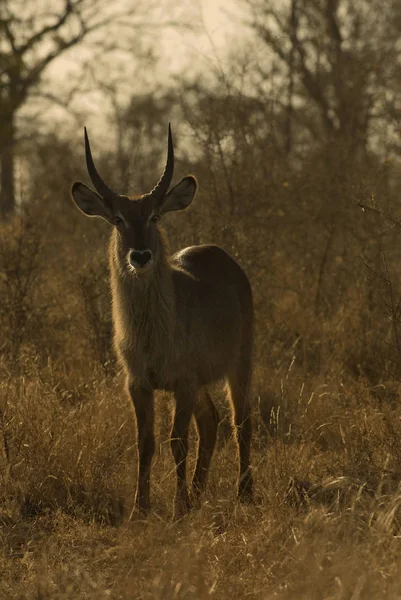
[129,249,153,268]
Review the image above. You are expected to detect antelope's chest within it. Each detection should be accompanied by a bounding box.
[116,334,175,388]
[145,368,174,391]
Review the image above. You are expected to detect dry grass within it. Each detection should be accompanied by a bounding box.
[2,362,401,599]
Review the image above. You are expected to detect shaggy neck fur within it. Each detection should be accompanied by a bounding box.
[109,227,176,382]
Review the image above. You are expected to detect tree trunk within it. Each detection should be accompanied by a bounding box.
[285,0,297,156]
[0,111,16,217]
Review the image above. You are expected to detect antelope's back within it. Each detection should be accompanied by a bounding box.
[172,244,253,383]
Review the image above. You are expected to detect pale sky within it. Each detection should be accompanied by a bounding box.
[31,0,250,132]
[201,0,245,48]
[46,0,247,82]
[139,0,247,75]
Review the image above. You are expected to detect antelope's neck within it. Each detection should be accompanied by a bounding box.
[109,230,176,373]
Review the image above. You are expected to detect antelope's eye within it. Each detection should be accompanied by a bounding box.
[113,216,123,226]
[150,214,159,223]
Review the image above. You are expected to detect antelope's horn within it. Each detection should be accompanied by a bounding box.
[150,123,174,201]
[84,127,117,199]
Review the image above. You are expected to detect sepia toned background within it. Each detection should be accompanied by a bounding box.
[1,1,401,597]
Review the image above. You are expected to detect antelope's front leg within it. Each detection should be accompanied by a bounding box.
[128,382,155,516]
[171,380,196,518]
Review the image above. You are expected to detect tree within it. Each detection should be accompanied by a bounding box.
[245,0,401,160]
[0,0,155,217]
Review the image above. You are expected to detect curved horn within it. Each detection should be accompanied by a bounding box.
[84,127,117,199]
[150,123,174,201]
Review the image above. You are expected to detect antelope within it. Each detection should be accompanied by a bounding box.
[71,125,254,518]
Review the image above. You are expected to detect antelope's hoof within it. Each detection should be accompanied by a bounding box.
[173,497,192,520]
[129,502,150,521]
[238,487,254,504]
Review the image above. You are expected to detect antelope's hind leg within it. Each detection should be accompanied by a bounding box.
[191,388,219,505]
[227,361,254,503]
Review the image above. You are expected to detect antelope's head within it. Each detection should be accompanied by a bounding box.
[71,124,197,274]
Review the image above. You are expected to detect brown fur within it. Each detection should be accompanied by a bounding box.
[110,227,176,386]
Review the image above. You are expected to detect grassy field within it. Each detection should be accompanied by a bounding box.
[2,357,401,598]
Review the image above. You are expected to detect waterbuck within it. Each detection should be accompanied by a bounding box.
[71,125,254,517]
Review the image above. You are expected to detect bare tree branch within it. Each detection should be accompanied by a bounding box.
[18,0,74,55]
[0,0,177,216]
[0,17,17,53]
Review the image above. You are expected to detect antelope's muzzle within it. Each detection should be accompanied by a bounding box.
[129,249,153,269]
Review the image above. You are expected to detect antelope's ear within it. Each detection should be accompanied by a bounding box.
[71,182,113,223]
[159,176,197,215]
